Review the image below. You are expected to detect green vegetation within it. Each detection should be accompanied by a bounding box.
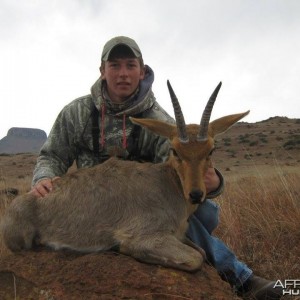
[249,141,258,146]
[283,135,300,150]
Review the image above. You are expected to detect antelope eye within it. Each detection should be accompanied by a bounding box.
[170,148,179,158]
[170,148,177,156]
[209,148,215,156]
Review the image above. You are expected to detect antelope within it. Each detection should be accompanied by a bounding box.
[0,81,249,272]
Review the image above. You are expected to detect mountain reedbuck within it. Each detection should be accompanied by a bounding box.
[1,81,249,272]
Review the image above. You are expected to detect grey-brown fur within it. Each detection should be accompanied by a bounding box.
[1,158,204,272]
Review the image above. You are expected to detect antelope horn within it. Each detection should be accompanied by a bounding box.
[197,82,222,141]
[167,80,189,143]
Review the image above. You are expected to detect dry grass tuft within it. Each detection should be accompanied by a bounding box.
[0,194,13,257]
[216,169,300,280]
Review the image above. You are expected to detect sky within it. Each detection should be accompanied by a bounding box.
[0,0,299,139]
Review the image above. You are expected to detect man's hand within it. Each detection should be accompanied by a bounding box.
[204,168,220,194]
[30,177,60,198]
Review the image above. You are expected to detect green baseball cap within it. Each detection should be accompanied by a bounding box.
[101,36,142,61]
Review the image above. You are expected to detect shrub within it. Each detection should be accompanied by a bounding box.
[260,138,268,143]
[283,135,300,149]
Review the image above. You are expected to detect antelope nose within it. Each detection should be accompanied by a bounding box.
[189,190,203,204]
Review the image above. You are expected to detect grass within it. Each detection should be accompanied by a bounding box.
[215,169,300,281]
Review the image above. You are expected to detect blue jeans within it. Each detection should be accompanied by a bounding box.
[186,199,253,288]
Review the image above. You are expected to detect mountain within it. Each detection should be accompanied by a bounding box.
[0,127,47,154]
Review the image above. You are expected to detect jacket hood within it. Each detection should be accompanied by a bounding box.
[91,65,156,116]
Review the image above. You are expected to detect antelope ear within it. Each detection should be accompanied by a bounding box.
[209,111,250,137]
[130,117,177,139]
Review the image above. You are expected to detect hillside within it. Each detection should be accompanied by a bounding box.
[213,116,300,174]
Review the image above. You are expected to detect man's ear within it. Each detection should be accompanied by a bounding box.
[139,66,145,80]
[100,64,106,79]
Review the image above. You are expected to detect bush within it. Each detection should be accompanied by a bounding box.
[260,138,268,143]
[283,135,300,149]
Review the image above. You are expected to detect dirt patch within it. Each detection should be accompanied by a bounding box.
[0,249,237,299]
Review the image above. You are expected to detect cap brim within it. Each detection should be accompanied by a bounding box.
[102,44,141,61]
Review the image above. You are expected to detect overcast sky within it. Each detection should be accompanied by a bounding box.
[0,0,299,139]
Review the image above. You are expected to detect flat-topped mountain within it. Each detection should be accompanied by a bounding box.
[0,127,47,154]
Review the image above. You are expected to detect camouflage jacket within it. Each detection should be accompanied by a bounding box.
[32,65,224,198]
[32,66,174,185]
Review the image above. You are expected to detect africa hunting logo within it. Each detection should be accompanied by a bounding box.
[274,279,300,296]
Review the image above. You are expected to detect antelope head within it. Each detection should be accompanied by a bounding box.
[131,81,249,204]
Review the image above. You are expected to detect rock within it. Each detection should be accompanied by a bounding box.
[0,127,47,154]
[6,128,46,139]
[0,249,236,299]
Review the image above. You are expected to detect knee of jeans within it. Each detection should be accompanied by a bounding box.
[193,199,220,234]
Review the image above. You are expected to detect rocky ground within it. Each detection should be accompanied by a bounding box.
[0,248,238,300]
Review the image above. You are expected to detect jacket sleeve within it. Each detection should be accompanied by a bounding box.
[32,105,78,186]
[152,135,171,163]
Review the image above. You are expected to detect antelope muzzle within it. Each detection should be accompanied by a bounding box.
[189,189,204,204]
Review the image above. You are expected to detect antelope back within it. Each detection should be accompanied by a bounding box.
[131,81,249,204]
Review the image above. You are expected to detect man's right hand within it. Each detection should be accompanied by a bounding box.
[31,177,60,198]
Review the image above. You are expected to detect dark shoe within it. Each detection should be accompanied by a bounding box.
[237,275,283,299]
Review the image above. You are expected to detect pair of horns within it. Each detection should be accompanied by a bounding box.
[167,80,222,143]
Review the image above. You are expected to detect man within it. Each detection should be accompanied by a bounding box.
[31,36,283,299]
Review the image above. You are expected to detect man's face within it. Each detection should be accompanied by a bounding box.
[101,58,145,103]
